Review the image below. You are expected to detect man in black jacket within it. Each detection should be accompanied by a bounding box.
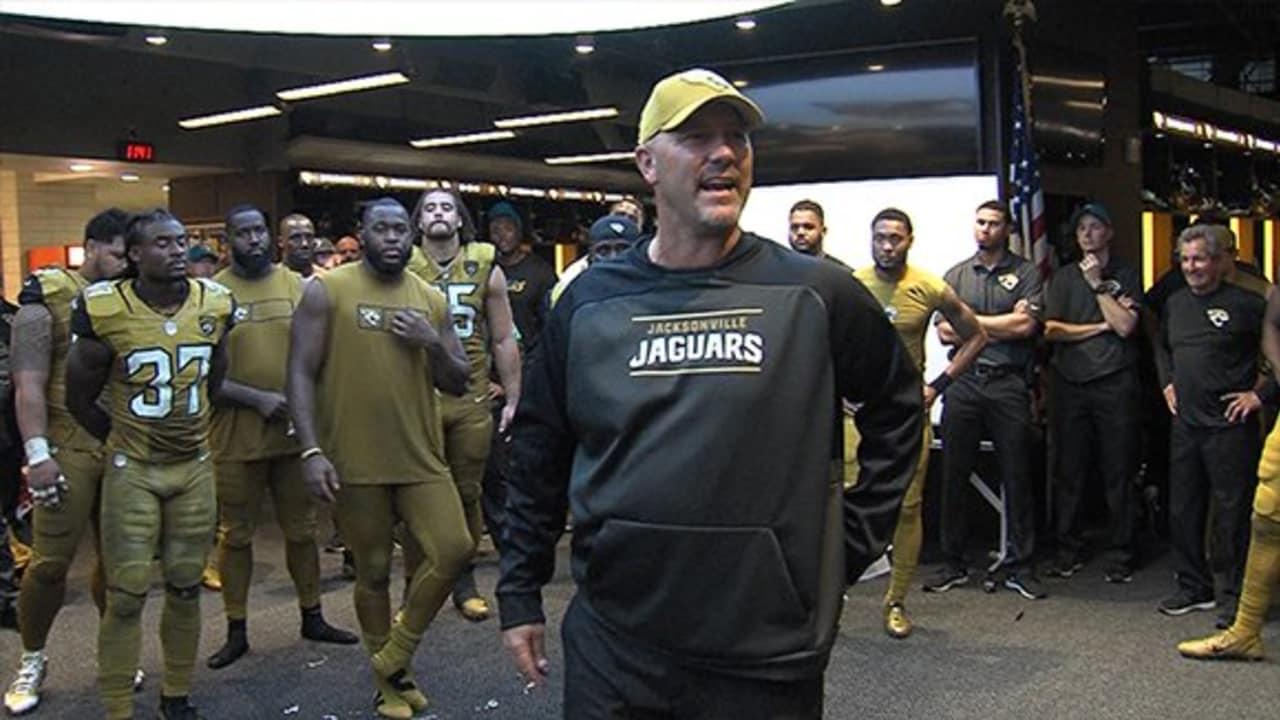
[497,67,922,719]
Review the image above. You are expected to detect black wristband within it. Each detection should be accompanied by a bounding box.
[928,372,953,394]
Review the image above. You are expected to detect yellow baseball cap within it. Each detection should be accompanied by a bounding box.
[637,68,764,144]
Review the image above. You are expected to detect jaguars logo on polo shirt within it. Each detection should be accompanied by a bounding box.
[998,273,1019,291]
[1207,308,1230,328]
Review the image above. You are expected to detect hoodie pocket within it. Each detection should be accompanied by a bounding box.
[585,519,811,661]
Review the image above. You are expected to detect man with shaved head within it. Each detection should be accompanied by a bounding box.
[280,213,317,279]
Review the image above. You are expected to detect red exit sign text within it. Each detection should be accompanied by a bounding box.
[117,141,156,163]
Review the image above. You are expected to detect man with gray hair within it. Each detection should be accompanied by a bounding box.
[1155,223,1276,621]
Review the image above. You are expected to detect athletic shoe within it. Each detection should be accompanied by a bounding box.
[4,650,46,715]
[1003,572,1048,600]
[159,695,205,720]
[457,596,492,622]
[1157,590,1216,616]
[883,603,913,639]
[1177,629,1264,661]
[922,566,969,593]
[1045,554,1084,579]
[134,668,145,691]
[1103,564,1134,584]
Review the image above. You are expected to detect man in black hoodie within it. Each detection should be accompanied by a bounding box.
[497,67,922,719]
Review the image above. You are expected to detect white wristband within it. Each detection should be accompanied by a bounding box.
[24,437,52,466]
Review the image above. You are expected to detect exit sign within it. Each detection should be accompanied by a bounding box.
[117,141,156,163]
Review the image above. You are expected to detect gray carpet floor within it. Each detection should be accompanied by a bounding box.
[1,524,1276,719]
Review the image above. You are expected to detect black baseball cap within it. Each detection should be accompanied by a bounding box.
[589,214,641,245]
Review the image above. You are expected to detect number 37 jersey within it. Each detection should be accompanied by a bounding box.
[71,278,235,463]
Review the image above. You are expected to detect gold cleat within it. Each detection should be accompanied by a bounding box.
[1177,629,1264,661]
[372,676,412,720]
[884,603,913,640]
[458,597,492,622]
[201,565,222,592]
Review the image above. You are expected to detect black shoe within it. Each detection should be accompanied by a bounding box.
[1215,602,1238,630]
[1045,554,1084,579]
[1157,589,1216,616]
[206,621,248,669]
[922,566,969,593]
[1003,572,1048,600]
[1103,564,1134,584]
[300,607,358,645]
[160,695,204,720]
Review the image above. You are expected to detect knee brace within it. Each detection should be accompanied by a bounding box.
[165,582,200,601]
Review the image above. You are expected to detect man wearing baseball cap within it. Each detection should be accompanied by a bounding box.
[498,68,921,718]
[549,214,642,306]
[1043,202,1143,583]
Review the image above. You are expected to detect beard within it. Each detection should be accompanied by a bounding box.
[366,247,411,275]
[233,247,273,274]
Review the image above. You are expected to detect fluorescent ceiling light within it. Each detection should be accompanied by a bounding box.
[574,37,595,55]
[372,38,393,52]
[735,17,757,30]
[409,130,516,149]
[494,107,619,129]
[120,172,141,182]
[144,34,168,46]
[544,151,635,166]
[867,64,885,72]
[0,1,794,35]
[277,71,409,102]
[69,163,94,172]
[179,104,282,129]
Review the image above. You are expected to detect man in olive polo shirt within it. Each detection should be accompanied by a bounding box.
[1043,202,1142,583]
[925,200,1047,600]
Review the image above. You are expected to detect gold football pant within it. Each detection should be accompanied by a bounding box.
[336,481,470,665]
[17,445,106,651]
[404,399,492,578]
[1229,433,1280,637]
[885,422,933,607]
[214,455,320,619]
[98,451,216,720]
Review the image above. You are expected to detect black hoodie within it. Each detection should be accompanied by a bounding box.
[497,232,922,680]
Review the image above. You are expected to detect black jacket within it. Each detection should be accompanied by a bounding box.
[497,233,922,680]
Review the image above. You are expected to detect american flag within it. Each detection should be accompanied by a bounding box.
[1009,62,1051,278]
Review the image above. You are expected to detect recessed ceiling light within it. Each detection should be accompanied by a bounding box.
[409,129,516,149]
[494,107,619,129]
[144,33,168,46]
[868,64,885,72]
[881,0,903,6]
[120,172,141,182]
[372,38,393,52]
[162,183,171,192]
[733,79,749,88]
[277,71,410,101]
[178,104,283,129]
[574,36,595,54]
[543,151,635,165]
[69,163,93,172]
[735,17,757,30]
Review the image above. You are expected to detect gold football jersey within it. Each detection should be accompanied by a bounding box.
[210,265,303,461]
[407,242,494,397]
[78,278,234,462]
[18,267,100,451]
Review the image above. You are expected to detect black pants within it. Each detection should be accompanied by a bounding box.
[481,401,508,556]
[939,371,1037,570]
[1168,417,1259,603]
[562,596,824,720]
[1050,367,1139,566]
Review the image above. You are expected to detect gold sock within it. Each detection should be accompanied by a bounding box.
[884,503,923,607]
[370,623,421,679]
[159,587,202,698]
[1230,514,1280,638]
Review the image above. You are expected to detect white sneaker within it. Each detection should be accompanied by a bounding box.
[4,650,48,715]
[133,668,145,692]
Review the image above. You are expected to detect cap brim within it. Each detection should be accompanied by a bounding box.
[658,94,764,138]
